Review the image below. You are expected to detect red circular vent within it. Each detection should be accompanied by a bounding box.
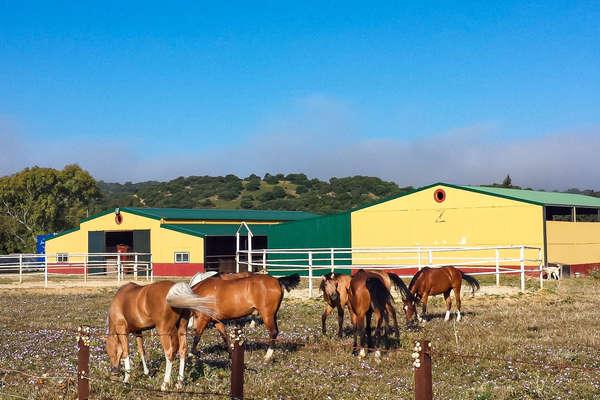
[115,214,123,224]
[434,189,446,203]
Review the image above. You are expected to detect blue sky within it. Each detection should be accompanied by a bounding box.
[1,1,599,190]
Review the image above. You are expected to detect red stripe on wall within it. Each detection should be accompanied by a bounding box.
[153,263,205,277]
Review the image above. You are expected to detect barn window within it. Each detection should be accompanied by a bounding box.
[174,252,190,263]
[57,253,69,263]
[545,206,573,221]
[575,207,600,222]
[434,189,446,203]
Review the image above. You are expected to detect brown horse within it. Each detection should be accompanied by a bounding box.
[402,266,480,323]
[105,281,214,391]
[191,273,300,360]
[347,269,413,358]
[320,271,413,338]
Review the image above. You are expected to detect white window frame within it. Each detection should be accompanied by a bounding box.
[57,253,69,263]
[174,252,190,263]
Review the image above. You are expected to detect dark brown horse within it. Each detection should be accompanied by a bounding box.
[191,273,300,360]
[105,281,214,391]
[346,269,414,358]
[402,266,480,323]
[320,271,413,338]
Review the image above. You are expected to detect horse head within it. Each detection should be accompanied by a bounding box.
[320,273,339,303]
[402,298,418,324]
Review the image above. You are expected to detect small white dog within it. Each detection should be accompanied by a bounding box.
[544,264,561,280]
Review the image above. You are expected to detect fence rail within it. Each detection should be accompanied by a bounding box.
[0,252,153,287]
[238,245,544,296]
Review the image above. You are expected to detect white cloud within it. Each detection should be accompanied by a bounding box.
[1,98,599,191]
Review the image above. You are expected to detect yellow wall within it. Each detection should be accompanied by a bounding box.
[546,221,600,265]
[351,185,545,265]
[46,211,205,263]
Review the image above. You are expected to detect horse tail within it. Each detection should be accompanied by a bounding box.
[366,277,391,317]
[278,273,301,292]
[166,282,216,317]
[460,271,480,296]
[387,272,413,301]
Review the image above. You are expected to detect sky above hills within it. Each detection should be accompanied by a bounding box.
[1,2,599,190]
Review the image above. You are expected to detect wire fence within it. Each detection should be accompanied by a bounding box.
[1,325,599,400]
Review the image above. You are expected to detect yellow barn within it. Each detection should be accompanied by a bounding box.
[268,183,600,275]
[45,207,316,276]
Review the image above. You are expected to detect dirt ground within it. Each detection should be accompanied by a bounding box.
[0,276,522,297]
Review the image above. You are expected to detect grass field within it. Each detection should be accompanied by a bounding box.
[0,274,599,399]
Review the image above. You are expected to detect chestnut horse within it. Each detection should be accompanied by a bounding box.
[347,269,414,358]
[402,266,480,322]
[191,273,300,360]
[320,271,413,338]
[105,281,214,391]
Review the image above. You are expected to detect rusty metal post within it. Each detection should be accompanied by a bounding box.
[412,340,432,400]
[230,328,245,400]
[77,326,90,400]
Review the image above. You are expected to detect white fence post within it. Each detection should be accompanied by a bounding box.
[150,254,153,282]
[84,254,87,284]
[235,234,240,273]
[44,254,48,288]
[19,254,23,284]
[417,248,422,271]
[262,249,267,273]
[520,246,525,292]
[117,254,121,286]
[538,248,543,289]
[308,251,313,298]
[495,249,500,287]
[134,253,138,281]
[330,248,335,273]
[428,250,432,267]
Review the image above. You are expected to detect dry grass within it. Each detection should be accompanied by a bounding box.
[0,275,599,399]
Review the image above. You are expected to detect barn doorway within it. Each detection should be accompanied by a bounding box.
[204,235,267,273]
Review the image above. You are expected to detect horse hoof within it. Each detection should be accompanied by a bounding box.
[160,383,168,392]
[110,374,120,382]
[358,348,366,358]
[264,348,274,361]
[175,381,184,390]
[249,320,256,329]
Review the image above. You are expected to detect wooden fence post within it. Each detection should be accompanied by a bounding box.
[77,326,90,400]
[230,328,245,400]
[412,339,432,400]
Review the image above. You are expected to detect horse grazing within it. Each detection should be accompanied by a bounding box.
[105,281,214,391]
[403,266,480,323]
[320,271,413,338]
[347,269,409,358]
[191,273,300,360]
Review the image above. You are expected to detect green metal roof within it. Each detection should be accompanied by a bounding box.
[121,207,317,221]
[161,223,273,238]
[462,185,600,207]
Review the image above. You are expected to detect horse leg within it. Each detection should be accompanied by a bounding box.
[454,286,462,321]
[321,304,333,335]
[336,305,345,338]
[365,309,373,351]
[159,331,176,391]
[191,316,210,356]
[135,333,149,375]
[116,326,131,384]
[373,310,384,359]
[175,320,188,390]
[214,322,230,351]
[443,289,453,322]
[421,292,430,322]
[357,314,366,358]
[350,310,359,355]
[261,313,279,360]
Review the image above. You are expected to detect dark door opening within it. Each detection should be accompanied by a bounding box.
[204,235,267,273]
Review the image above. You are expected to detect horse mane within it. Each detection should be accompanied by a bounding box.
[387,272,414,301]
[408,268,427,291]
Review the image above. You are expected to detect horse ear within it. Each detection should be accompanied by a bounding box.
[321,275,327,281]
[330,273,335,279]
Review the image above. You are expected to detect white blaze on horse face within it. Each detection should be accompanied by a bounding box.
[264,347,274,360]
[457,310,462,322]
[249,319,257,329]
[444,310,451,321]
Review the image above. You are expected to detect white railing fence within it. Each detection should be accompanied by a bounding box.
[238,245,544,297]
[0,252,153,287]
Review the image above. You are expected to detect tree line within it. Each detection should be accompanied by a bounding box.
[2,168,598,254]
